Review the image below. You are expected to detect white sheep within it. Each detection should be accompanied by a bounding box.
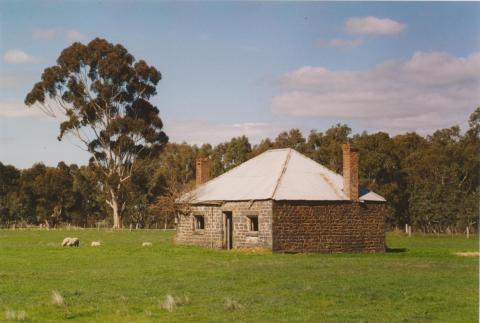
[69,238,79,247]
[61,237,80,247]
[90,241,101,247]
[61,237,72,247]
[142,242,152,247]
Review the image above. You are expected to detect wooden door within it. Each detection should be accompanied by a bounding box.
[223,212,233,250]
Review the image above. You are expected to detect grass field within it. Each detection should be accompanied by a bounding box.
[0,230,478,322]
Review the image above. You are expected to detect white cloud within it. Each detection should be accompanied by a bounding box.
[32,28,58,40]
[64,29,87,42]
[0,100,45,118]
[3,49,34,64]
[345,16,406,35]
[317,38,364,49]
[165,120,289,145]
[403,52,480,85]
[32,28,87,43]
[272,51,480,133]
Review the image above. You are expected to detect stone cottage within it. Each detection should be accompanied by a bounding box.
[176,144,386,253]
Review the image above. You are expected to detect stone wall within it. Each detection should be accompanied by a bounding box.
[272,201,385,253]
[175,200,273,249]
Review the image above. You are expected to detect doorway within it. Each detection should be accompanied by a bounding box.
[223,211,233,250]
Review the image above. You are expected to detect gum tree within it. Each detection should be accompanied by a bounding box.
[25,38,168,228]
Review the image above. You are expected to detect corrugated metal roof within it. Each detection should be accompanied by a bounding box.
[183,148,386,203]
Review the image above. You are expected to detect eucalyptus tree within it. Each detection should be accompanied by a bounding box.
[224,136,252,170]
[25,38,168,228]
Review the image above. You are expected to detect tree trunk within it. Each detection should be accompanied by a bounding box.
[112,208,123,229]
[109,189,123,229]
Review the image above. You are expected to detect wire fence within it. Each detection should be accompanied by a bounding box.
[0,221,176,231]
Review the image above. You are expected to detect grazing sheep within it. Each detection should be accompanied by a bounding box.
[91,241,101,247]
[61,237,72,247]
[62,237,80,247]
[69,238,80,247]
[142,242,152,247]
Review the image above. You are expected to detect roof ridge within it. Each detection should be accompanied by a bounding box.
[290,149,348,198]
[291,149,343,179]
[290,149,383,200]
[191,148,282,192]
[271,148,293,199]
[319,173,345,200]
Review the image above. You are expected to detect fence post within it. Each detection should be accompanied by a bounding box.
[466,226,470,239]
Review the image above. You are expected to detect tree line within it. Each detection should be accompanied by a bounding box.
[1,108,478,232]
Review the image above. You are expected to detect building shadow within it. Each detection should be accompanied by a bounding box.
[386,247,408,253]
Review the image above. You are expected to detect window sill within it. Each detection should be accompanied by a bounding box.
[246,231,259,237]
[193,230,205,235]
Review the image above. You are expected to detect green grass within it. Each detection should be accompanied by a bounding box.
[0,230,478,322]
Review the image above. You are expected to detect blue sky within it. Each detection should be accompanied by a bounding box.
[1,1,479,168]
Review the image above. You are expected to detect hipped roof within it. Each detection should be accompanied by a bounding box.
[183,148,386,204]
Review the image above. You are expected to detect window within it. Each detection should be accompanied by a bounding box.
[194,215,205,230]
[248,215,259,232]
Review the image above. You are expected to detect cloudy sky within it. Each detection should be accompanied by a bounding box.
[1,1,479,168]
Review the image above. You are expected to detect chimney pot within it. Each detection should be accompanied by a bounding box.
[342,144,359,201]
[196,157,210,187]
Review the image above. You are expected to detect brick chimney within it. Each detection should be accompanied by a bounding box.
[196,157,210,187]
[342,144,359,201]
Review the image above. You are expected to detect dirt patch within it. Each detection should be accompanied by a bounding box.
[233,247,271,254]
[454,252,479,257]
